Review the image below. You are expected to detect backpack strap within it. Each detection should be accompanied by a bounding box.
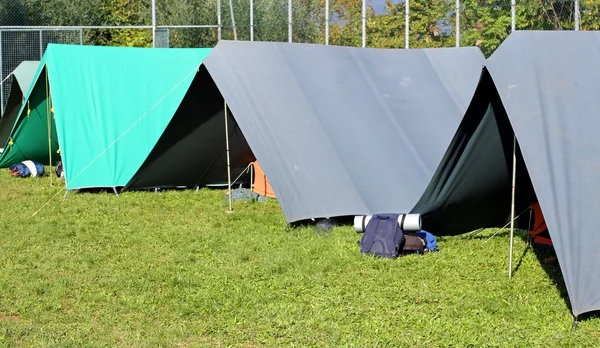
[360,217,381,253]
[384,216,398,255]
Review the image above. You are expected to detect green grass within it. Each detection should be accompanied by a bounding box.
[0,170,599,346]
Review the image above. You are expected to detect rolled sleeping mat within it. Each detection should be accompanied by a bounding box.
[354,213,421,233]
[22,160,44,177]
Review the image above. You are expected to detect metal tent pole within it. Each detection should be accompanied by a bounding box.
[250,163,254,192]
[225,100,233,212]
[508,0,517,280]
[508,135,517,279]
[46,68,52,186]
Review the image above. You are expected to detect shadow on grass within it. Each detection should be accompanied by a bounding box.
[295,216,596,322]
[440,226,579,318]
[516,234,580,320]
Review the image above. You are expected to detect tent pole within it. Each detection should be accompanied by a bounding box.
[46,68,53,186]
[250,163,254,193]
[225,100,233,212]
[526,208,533,245]
[509,135,517,279]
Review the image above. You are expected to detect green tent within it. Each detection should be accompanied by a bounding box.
[0,44,212,190]
[0,61,39,153]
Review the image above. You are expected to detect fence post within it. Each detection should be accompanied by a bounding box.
[325,0,329,45]
[288,0,292,42]
[405,0,409,48]
[455,0,460,47]
[575,0,580,31]
[151,0,156,47]
[511,0,516,32]
[79,29,83,45]
[250,0,254,41]
[217,0,222,41]
[228,0,237,40]
[0,31,3,114]
[362,0,366,47]
[39,30,43,57]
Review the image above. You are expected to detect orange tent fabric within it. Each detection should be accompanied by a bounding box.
[528,202,552,246]
[252,161,276,198]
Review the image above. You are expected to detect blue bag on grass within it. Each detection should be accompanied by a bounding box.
[415,230,439,252]
[9,160,44,178]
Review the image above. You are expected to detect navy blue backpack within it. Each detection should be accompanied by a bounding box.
[359,214,405,258]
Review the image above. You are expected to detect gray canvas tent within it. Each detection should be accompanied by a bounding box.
[0,61,39,153]
[200,40,485,223]
[412,31,600,317]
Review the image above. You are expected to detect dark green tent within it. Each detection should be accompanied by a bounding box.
[0,61,39,153]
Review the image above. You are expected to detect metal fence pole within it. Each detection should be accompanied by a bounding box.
[228,0,237,40]
[405,0,409,48]
[250,0,254,41]
[575,0,580,31]
[511,0,516,32]
[325,0,329,45]
[455,0,460,47]
[0,31,3,114]
[39,30,43,57]
[362,0,366,47]
[217,0,222,41]
[151,0,156,47]
[79,29,83,45]
[288,0,292,42]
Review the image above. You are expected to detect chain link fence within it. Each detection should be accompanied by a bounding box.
[0,0,596,110]
[0,29,81,110]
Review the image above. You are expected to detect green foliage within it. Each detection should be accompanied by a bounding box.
[459,0,513,56]
[580,0,600,30]
[86,0,152,47]
[1,171,600,345]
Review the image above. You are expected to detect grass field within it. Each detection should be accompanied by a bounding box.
[0,170,599,346]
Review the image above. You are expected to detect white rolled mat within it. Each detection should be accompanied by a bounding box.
[22,160,38,177]
[354,213,421,232]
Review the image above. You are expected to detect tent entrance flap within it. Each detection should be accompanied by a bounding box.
[124,64,254,190]
[252,160,276,198]
[0,66,60,167]
[411,69,536,236]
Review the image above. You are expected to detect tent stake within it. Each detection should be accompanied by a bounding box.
[113,187,119,196]
[508,134,517,279]
[225,100,233,212]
